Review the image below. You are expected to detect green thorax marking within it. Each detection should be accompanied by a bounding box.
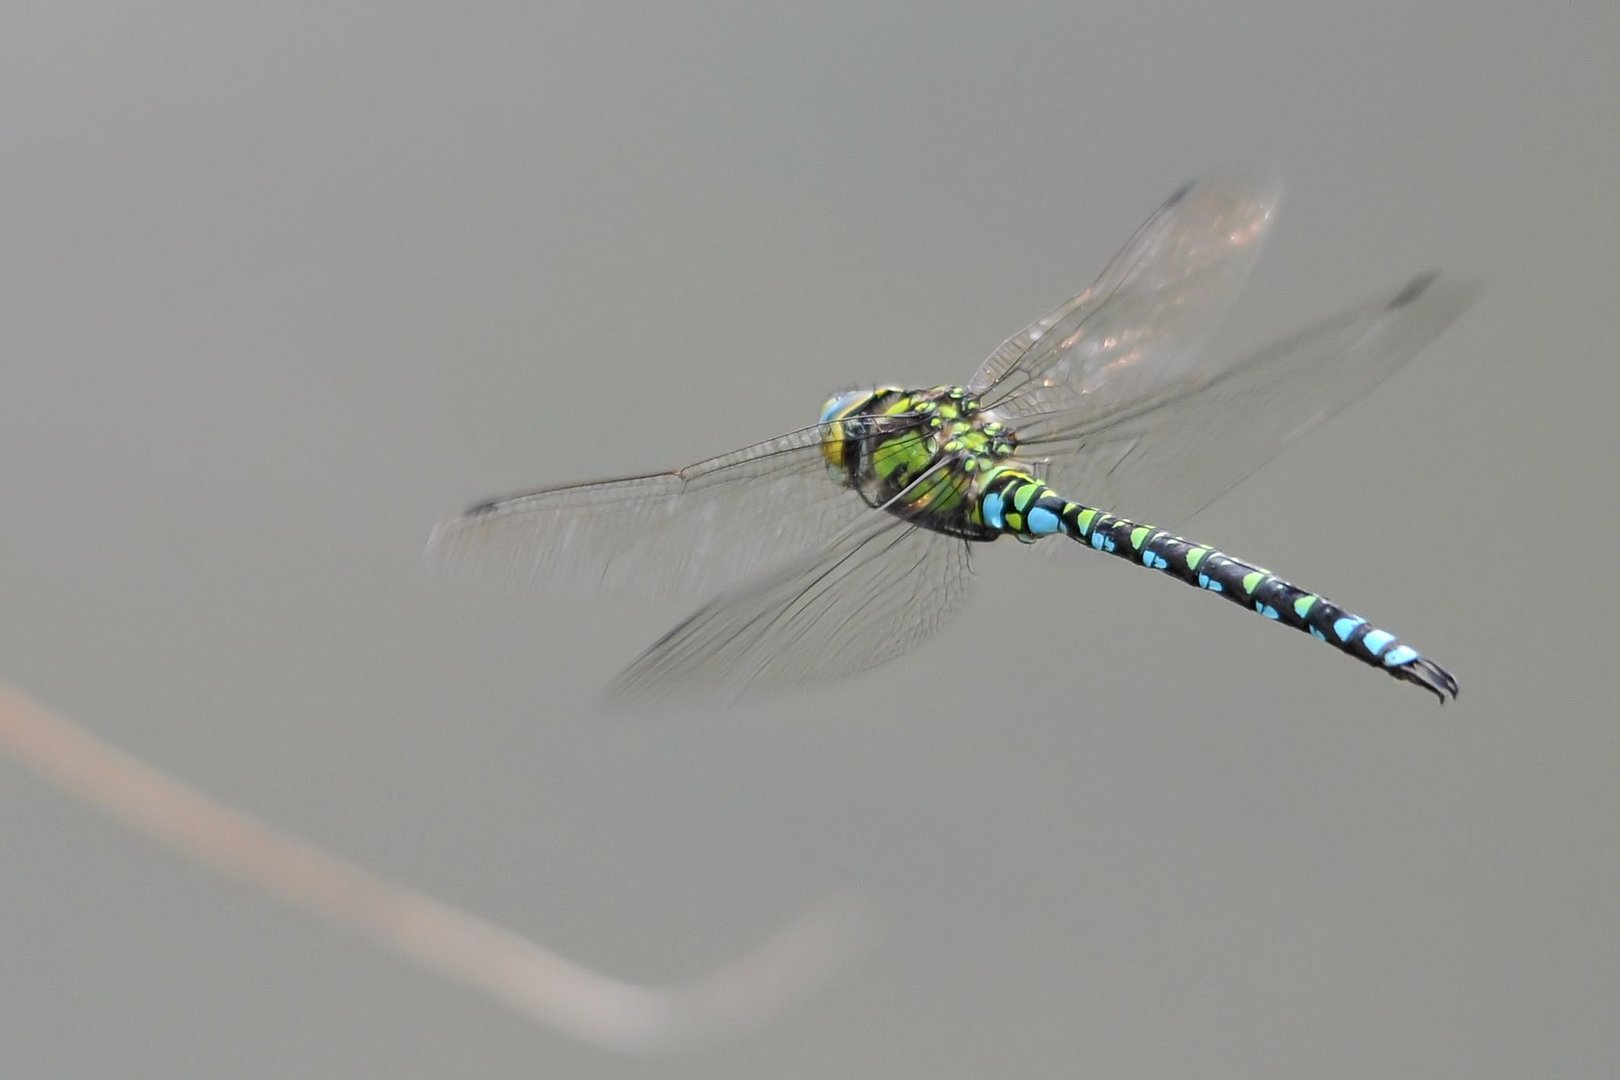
[821,384,1020,540]
[861,386,1015,488]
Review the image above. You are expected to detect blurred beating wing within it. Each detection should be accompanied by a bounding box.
[971,175,1282,424]
[1017,271,1479,527]
[428,423,905,602]
[610,471,976,700]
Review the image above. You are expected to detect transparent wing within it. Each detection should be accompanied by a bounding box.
[1017,272,1478,527]
[428,422,904,602]
[609,481,975,700]
[971,175,1281,424]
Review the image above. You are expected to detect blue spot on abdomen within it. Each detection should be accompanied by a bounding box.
[1362,629,1395,656]
[983,492,1005,530]
[1027,507,1060,536]
[1383,644,1419,667]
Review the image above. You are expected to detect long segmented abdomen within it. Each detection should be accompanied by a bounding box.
[977,470,1458,702]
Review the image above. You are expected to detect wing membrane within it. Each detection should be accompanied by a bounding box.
[973,175,1281,424]
[610,477,976,700]
[428,423,887,602]
[1017,272,1479,527]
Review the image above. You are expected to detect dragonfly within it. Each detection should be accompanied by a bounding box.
[429,177,1474,703]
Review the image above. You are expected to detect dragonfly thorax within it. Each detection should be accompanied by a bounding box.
[818,385,1019,540]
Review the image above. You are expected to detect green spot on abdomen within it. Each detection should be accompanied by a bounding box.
[1241,570,1265,594]
[1075,508,1099,535]
[1294,594,1318,618]
[1186,547,1208,570]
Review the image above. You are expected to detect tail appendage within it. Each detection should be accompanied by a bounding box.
[978,471,1458,702]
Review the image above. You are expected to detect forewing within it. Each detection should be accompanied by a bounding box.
[428,424,882,602]
[1017,272,1478,528]
[609,499,975,701]
[972,175,1281,424]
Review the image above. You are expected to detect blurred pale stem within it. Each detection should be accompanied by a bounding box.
[0,681,871,1054]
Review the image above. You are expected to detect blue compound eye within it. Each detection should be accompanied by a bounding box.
[819,388,876,425]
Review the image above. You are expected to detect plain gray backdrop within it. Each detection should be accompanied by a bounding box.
[2,3,1616,1077]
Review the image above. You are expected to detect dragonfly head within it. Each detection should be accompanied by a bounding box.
[818,386,901,482]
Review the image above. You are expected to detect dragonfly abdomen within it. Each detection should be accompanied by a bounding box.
[978,469,1459,702]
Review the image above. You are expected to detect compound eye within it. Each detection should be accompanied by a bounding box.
[819,389,874,425]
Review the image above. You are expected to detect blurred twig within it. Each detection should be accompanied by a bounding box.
[0,681,870,1053]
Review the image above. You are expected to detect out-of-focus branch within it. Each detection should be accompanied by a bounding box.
[0,681,870,1053]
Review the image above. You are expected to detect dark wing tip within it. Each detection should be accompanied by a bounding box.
[1165,178,1198,206]
[1390,270,1441,308]
[1166,171,1286,211]
[1383,268,1484,322]
[423,501,496,565]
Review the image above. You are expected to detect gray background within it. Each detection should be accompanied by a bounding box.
[2,3,1615,1077]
